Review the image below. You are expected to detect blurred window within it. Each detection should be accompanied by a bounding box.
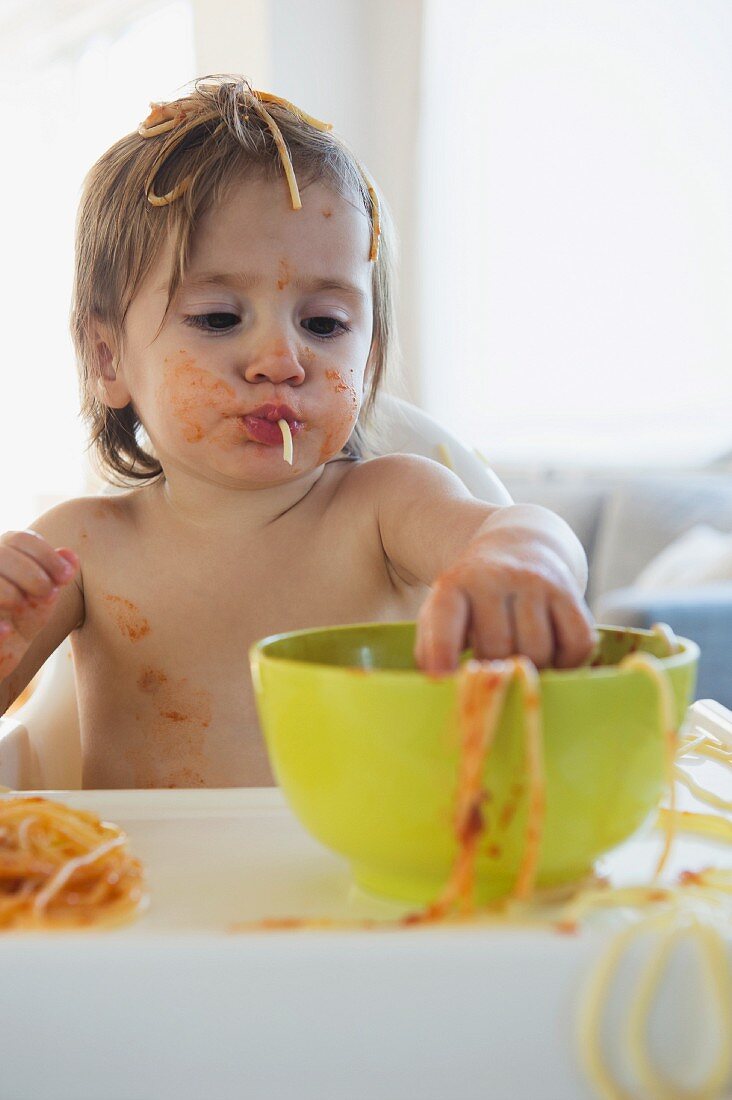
[0,0,195,531]
[418,1,732,468]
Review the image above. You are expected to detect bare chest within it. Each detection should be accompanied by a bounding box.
[71,510,423,788]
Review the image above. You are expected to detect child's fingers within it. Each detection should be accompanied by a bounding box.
[0,532,66,586]
[549,593,597,669]
[0,531,77,600]
[0,574,29,610]
[415,583,470,674]
[506,591,554,669]
[466,592,513,662]
[0,545,58,603]
[56,547,80,573]
[21,531,79,583]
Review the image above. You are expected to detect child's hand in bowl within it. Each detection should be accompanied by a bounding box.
[415,530,597,674]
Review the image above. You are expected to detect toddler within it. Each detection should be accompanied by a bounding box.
[0,77,596,788]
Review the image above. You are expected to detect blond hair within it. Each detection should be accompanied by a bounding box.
[71,75,398,485]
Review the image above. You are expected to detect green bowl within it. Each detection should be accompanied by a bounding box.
[250,623,699,905]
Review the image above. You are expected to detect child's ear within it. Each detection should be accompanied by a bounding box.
[89,317,132,409]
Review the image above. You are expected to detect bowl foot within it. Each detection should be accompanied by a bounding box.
[353,863,516,907]
[353,862,597,908]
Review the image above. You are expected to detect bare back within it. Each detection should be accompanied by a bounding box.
[30,459,425,788]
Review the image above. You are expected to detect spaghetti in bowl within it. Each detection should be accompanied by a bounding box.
[250,623,698,905]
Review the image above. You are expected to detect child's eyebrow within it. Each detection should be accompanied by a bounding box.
[161,271,368,302]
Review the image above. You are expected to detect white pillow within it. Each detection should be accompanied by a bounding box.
[634,524,732,590]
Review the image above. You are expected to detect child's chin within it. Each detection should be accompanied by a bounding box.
[224,453,311,485]
[205,440,329,485]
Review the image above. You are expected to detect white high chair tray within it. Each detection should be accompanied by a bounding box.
[0,785,730,1100]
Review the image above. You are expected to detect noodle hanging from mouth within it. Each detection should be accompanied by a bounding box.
[278,419,293,465]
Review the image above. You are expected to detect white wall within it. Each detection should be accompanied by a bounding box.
[0,0,196,531]
[417,0,732,468]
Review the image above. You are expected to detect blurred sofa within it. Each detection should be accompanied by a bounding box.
[493,463,732,708]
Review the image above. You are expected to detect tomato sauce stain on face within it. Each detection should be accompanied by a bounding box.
[325,371,358,418]
[163,357,237,444]
[317,411,352,464]
[277,259,290,290]
[103,594,151,642]
[326,369,349,395]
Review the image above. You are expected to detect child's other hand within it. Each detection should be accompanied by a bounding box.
[0,531,80,677]
[415,535,597,674]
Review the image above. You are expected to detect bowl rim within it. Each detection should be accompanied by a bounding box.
[249,621,700,683]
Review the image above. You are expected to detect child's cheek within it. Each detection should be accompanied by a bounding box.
[155,353,236,444]
[325,368,359,411]
[317,367,361,463]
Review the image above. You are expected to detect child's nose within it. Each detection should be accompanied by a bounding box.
[241,338,306,386]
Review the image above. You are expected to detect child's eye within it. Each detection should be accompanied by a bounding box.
[184,312,240,333]
[302,317,350,339]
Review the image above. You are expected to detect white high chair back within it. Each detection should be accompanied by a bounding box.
[0,395,512,790]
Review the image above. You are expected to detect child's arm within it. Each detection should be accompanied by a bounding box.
[372,455,595,673]
[0,517,83,716]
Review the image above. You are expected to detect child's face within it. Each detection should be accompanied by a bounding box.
[107,176,374,486]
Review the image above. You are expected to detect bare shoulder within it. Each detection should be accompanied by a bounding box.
[346,455,502,587]
[28,487,142,551]
[326,456,490,584]
[333,453,475,505]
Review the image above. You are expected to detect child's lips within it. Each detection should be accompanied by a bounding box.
[234,405,304,446]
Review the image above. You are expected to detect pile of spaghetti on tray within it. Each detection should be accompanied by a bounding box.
[0,797,145,930]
